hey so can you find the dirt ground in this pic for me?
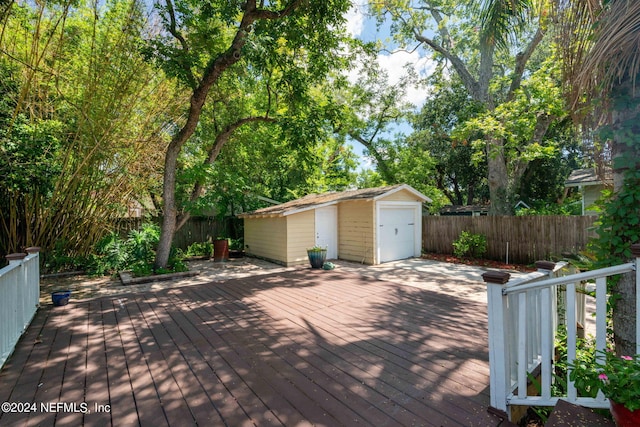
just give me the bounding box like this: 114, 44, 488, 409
421, 252, 536, 272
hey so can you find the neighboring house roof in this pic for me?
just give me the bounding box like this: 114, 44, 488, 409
439, 205, 489, 216
565, 168, 613, 188
238, 184, 431, 218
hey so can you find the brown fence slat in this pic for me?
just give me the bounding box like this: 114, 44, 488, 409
422, 215, 598, 264
115, 216, 231, 249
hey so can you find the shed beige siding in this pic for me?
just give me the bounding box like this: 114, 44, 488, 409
244, 217, 287, 264
583, 185, 604, 216
379, 188, 424, 202
338, 200, 375, 264
286, 210, 315, 265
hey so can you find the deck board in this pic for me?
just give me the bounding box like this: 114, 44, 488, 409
1, 268, 512, 426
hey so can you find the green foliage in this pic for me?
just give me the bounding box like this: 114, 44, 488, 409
42, 240, 89, 274
89, 232, 129, 276
452, 56, 572, 205
185, 241, 213, 257
125, 222, 161, 277
452, 231, 487, 258
229, 238, 244, 251
178, 111, 359, 217
569, 349, 640, 411
553, 328, 597, 396
515, 195, 582, 216
371, 1, 582, 215
88, 223, 184, 277
0, 1, 182, 257
409, 78, 488, 206
0, 114, 63, 194
590, 169, 640, 268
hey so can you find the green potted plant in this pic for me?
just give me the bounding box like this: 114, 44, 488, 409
569, 349, 640, 425
229, 238, 245, 258
306, 245, 327, 269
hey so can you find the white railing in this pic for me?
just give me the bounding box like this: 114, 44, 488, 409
0, 248, 41, 369
484, 246, 640, 419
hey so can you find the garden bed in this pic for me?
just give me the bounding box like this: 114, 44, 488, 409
119, 270, 199, 286
421, 252, 535, 272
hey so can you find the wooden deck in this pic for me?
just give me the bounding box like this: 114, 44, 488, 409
0, 269, 511, 426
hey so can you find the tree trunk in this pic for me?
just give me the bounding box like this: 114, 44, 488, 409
155, 108, 202, 270
486, 138, 511, 215
174, 116, 275, 232
609, 75, 640, 355
154, 1, 302, 269
613, 271, 636, 356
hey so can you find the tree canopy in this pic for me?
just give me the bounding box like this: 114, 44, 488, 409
368, 0, 577, 215
0, 0, 610, 271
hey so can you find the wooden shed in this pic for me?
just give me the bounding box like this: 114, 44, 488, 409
238, 184, 431, 266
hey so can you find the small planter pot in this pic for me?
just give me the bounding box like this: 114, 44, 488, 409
51, 290, 71, 306
228, 249, 244, 259
307, 249, 327, 269
610, 400, 640, 427
213, 239, 229, 262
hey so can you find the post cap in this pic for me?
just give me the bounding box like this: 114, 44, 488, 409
482, 271, 511, 284
631, 243, 640, 258
535, 261, 556, 271
6, 253, 27, 262
25, 247, 41, 254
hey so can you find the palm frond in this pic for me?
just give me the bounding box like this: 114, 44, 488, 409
478, 0, 535, 50
557, 0, 640, 120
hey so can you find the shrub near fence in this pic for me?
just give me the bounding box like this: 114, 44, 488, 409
116, 216, 234, 250
422, 215, 598, 264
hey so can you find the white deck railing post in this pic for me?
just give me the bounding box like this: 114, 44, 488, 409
483, 270, 511, 415
487, 248, 640, 413
1, 249, 40, 369
534, 261, 558, 402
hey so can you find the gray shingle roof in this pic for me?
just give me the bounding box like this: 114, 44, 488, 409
238, 184, 430, 218
565, 168, 613, 187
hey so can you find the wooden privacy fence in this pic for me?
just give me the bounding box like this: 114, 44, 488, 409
116, 216, 238, 250
422, 216, 598, 264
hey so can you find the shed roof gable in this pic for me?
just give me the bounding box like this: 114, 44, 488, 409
238, 184, 430, 218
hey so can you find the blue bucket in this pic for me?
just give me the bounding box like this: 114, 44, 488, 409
51, 290, 71, 306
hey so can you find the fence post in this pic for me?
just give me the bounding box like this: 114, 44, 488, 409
483, 270, 511, 417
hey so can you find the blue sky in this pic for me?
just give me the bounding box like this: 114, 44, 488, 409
343, 4, 436, 170
345, 4, 436, 107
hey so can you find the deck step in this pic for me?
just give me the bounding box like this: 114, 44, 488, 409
545, 400, 615, 427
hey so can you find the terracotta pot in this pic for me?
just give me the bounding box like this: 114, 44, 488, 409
610, 400, 640, 427
213, 239, 229, 262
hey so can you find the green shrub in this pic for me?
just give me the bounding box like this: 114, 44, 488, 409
229, 238, 244, 251
185, 241, 213, 257
452, 231, 487, 258
125, 222, 160, 266
87, 222, 186, 277
89, 232, 129, 276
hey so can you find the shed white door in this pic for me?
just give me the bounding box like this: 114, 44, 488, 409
379, 206, 417, 262
315, 206, 338, 259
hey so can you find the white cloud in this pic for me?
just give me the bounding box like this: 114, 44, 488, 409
342, 6, 436, 107
375, 50, 435, 106
345, 5, 365, 37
